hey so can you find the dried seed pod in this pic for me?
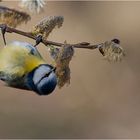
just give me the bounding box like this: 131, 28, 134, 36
0, 6, 31, 28
98, 39, 125, 62
32, 16, 64, 39
19, 0, 46, 13
49, 43, 74, 88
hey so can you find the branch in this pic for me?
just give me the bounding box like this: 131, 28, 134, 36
0, 24, 99, 50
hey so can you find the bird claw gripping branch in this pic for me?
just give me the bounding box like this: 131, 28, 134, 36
0, 24, 7, 45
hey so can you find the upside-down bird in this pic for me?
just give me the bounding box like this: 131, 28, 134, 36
0, 41, 57, 95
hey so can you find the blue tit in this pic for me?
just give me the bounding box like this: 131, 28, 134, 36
0, 41, 57, 95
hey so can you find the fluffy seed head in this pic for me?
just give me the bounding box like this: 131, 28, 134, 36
98, 40, 125, 62
32, 16, 64, 39
19, 0, 46, 13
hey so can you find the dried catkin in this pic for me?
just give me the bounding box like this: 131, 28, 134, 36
0, 6, 31, 28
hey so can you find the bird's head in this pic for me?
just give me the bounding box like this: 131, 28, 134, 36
26, 64, 57, 95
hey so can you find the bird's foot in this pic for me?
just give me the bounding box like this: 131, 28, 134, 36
0, 24, 7, 45
34, 34, 43, 47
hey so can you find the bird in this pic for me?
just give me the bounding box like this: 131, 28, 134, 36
0, 41, 57, 95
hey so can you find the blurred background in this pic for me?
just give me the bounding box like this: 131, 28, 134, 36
0, 1, 140, 139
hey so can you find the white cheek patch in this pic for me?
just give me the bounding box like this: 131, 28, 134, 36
36, 72, 57, 95
33, 65, 51, 85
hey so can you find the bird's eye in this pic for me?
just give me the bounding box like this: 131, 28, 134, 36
45, 72, 50, 77
45, 67, 56, 77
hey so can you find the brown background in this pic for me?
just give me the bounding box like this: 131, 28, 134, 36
0, 1, 140, 139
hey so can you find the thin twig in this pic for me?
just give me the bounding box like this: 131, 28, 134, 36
0, 24, 99, 49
